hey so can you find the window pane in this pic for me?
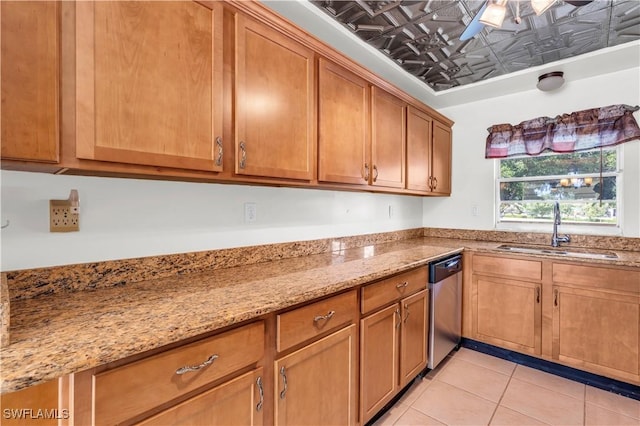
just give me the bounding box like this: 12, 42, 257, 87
500, 177, 616, 202
500, 149, 616, 178
500, 201, 617, 224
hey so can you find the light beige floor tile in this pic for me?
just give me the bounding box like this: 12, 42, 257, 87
586, 386, 640, 420
490, 406, 549, 425
397, 377, 432, 407
424, 353, 455, 380
411, 380, 497, 425
393, 407, 445, 425
453, 347, 517, 376
585, 403, 640, 425
372, 402, 410, 426
500, 378, 584, 425
512, 365, 585, 400
436, 358, 510, 402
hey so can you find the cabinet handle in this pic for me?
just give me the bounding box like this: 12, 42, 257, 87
403, 304, 410, 322
215, 137, 223, 166
396, 281, 409, 289
428, 176, 433, 191
536, 286, 541, 304
373, 165, 379, 182
239, 141, 247, 169
256, 376, 264, 412
554, 288, 559, 307
279, 366, 288, 399
432, 176, 438, 190
395, 308, 401, 329
313, 310, 335, 323
175, 354, 218, 375
363, 163, 370, 181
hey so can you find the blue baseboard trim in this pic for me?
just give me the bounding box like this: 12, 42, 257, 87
461, 338, 640, 401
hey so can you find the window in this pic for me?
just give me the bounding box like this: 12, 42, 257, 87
497, 147, 620, 228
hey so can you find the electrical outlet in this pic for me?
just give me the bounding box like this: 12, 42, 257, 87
50, 200, 79, 232
244, 202, 257, 223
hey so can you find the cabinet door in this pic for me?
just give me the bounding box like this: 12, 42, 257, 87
275, 325, 357, 426
406, 106, 432, 192
360, 304, 399, 423
400, 289, 428, 388
235, 14, 315, 180
76, 1, 224, 172
431, 120, 452, 195
1, 1, 59, 162
318, 58, 370, 185
552, 286, 639, 383
472, 275, 541, 355
0, 379, 60, 426
371, 87, 405, 189
138, 368, 264, 426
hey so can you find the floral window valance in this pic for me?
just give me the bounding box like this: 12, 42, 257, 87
485, 104, 640, 159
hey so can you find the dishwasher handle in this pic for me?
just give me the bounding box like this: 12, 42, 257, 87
429, 254, 462, 283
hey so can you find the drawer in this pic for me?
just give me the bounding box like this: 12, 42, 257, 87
553, 263, 640, 294
94, 321, 264, 425
473, 254, 542, 281
361, 267, 427, 315
277, 290, 357, 352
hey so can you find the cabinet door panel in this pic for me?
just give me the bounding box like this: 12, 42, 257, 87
235, 14, 314, 180
138, 368, 263, 426
76, 1, 223, 171
553, 286, 639, 382
318, 59, 369, 185
406, 107, 431, 192
275, 325, 357, 426
360, 304, 398, 423
400, 289, 428, 388
431, 120, 452, 195
371, 87, 405, 189
1, 1, 59, 162
472, 275, 541, 355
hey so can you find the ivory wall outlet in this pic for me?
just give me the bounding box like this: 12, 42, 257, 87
50, 200, 79, 232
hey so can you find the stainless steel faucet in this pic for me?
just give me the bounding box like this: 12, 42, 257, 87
552, 201, 570, 247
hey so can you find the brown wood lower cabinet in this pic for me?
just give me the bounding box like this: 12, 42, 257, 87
138, 368, 264, 425
360, 285, 428, 424
274, 325, 358, 426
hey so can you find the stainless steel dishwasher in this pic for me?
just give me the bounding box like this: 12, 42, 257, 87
428, 253, 463, 369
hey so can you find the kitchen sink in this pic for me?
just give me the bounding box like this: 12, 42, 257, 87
496, 245, 618, 260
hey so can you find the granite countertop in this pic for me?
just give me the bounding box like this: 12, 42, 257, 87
2, 235, 639, 394
1, 239, 462, 394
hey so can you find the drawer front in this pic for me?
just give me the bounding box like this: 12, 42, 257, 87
94, 321, 264, 425
277, 290, 357, 352
361, 267, 427, 315
473, 254, 542, 281
553, 263, 640, 294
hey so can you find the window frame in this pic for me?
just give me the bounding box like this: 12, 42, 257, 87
494, 146, 624, 236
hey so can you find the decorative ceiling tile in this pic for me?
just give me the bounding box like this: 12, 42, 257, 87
311, 0, 640, 91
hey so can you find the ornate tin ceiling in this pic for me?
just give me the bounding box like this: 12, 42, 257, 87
310, 0, 640, 91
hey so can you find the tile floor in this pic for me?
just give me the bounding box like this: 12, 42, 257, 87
373, 348, 640, 426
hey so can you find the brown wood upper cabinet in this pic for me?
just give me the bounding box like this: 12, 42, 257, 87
75, 1, 224, 172
406, 106, 452, 195
234, 13, 315, 181
1, 1, 60, 163
318, 58, 370, 186
370, 87, 406, 189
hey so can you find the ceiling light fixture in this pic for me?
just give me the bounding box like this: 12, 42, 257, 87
479, 0, 508, 28
537, 71, 565, 91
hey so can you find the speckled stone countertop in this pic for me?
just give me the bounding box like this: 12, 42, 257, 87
2, 231, 639, 394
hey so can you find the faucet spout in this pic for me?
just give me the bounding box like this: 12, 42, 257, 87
551, 201, 570, 247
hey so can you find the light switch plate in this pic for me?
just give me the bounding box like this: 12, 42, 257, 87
50, 200, 79, 232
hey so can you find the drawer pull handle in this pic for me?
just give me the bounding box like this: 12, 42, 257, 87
175, 354, 218, 375
279, 366, 288, 399
215, 136, 223, 166
313, 310, 335, 323
256, 376, 264, 411
396, 281, 409, 289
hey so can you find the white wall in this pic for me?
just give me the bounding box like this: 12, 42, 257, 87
0, 172, 423, 271
424, 67, 640, 238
